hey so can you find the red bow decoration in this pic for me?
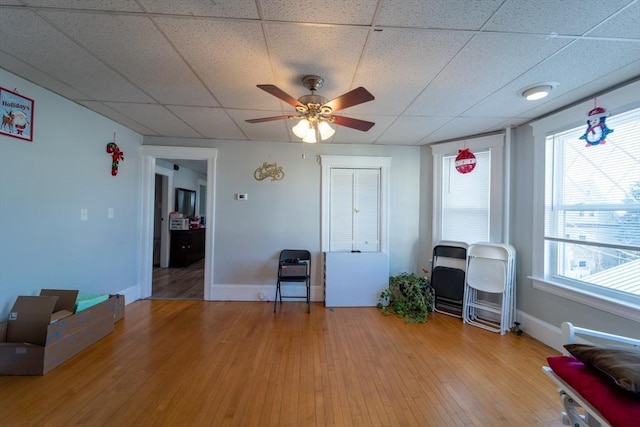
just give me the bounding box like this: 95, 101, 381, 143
106, 142, 124, 176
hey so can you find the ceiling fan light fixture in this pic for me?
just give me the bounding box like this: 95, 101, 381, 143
522, 83, 557, 101
301, 128, 317, 143
317, 120, 335, 140
292, 119, 311, 139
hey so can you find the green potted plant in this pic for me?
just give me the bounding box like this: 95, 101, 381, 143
377, 272, 434, 323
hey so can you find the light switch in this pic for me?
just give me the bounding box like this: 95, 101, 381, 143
108, 208, 114, 219
80, 208, 88, 221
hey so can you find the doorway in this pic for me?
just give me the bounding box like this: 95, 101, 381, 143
151, 161, 206, 299
140, 146, 218, 301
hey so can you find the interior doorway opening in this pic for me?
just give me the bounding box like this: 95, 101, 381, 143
139, 146, 218, 301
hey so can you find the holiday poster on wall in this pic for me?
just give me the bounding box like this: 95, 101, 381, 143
1, 87, 34, 142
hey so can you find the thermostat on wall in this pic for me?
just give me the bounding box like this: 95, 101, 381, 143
236, 193, 248, 200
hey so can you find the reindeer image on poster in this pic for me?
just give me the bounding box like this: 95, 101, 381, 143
1, 110, 29, 136
1, 110, 14, 133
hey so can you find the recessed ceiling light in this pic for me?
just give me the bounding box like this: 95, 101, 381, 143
521, 82, 558, 101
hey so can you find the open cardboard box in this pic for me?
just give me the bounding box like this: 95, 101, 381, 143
0, 290, 125, 375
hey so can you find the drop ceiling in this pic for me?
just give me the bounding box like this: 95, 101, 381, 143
1, 0, 639, 146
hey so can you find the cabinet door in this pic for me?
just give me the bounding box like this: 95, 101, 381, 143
329, 168, 380, 252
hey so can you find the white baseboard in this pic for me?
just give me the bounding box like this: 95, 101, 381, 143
516, 310, 564, 352
117, 284, 142, 306
209, 284, 323, 302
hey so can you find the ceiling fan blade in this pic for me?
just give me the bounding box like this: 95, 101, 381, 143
245, 115, 293, 124
324, 87, 374, 112
332, 115, 375, 132
257, 84, 303, 108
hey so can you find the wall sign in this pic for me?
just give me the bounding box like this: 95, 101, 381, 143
0, 87, 34, 142
254, 161, 284, 181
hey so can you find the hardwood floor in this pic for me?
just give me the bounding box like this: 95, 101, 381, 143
152, 258, 204, 299
0, 300, 566, 426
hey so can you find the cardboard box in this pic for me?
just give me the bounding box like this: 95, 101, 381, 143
0, 291, 124, 376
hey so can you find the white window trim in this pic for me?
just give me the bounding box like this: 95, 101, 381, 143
529, 80, 640, 318
430, 133, 505, 247
320, 155, 391, 254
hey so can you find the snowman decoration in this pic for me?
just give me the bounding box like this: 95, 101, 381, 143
579, 106, 613, 147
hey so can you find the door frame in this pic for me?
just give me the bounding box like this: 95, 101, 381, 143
154, 166, 173, 268
140, 146, 218, 300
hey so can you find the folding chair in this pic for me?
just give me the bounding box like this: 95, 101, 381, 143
274, 249, 311, 313
462, 243, 516, 334
430, 241, 467, 317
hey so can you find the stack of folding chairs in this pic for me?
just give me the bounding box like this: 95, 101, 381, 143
430, 241, 468, 318
462, 243, 516, 335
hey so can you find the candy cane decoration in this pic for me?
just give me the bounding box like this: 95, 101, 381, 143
106, 132, 124, 176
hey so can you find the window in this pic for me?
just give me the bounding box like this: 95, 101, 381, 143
543, 107, 640, 302
441, 150, 491, 243
431, 134, 505, 246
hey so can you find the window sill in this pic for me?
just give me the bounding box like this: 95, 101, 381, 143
529, 276, 640, 322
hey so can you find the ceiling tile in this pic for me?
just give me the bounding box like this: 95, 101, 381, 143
0, 53, 88, 100
261, 0, 377, 25
0, 9, 154, 103
263, 23, 370, 99
227, 109, 294, 142
586, 2, 640, 39
421, 116, 508, 144
167, 106, 246, 140
140, 0, 259, 18
77, 101, 158, 136
155, 18, 272, 109
483, 0, 634, 35
330, 114, 396, 144
22, 0, 143, 11
40, 11, 218, 106
406, 32, 571, 116
103, 103, 201, 137
354, 28, 473, 115
1, 0, 637, 146
376, 115, 453, 145
376, 0, 503, 29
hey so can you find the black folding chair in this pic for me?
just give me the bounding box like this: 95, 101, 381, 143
274, 249, 311, 313
431, 244, 467, 317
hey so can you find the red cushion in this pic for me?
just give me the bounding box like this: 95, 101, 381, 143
547, 356, 640, 427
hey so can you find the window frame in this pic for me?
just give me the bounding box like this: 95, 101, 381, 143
430, 133, 506, 247
529, 80, 640, 320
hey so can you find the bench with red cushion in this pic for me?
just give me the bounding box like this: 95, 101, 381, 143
546, 356, 640, 427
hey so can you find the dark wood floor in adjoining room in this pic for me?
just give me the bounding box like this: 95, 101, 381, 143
152, 258, 204, 299
0, 300, 566, 426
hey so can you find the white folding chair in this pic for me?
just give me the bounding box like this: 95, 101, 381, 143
462, 243, 515, 334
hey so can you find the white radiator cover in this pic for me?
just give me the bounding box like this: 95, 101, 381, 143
324, 252, 389, 307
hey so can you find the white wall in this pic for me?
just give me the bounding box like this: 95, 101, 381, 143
145, 137, 423, 291
0, 70, 143, 320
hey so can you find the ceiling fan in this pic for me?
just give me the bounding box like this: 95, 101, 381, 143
246, 75, 375, 143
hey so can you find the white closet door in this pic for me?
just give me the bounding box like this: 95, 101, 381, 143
353, 169, 380, 252
329, 168, 355, 251
329, 168, 380, 252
